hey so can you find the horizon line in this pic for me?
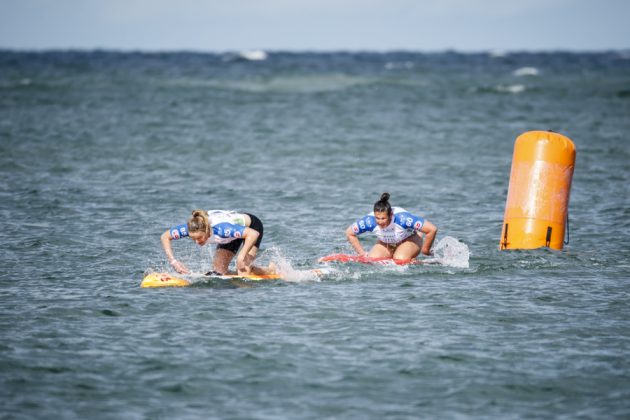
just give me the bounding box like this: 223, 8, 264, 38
1, 46, 629, 55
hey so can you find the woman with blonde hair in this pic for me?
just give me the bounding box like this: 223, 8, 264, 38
160, 209, 272, 275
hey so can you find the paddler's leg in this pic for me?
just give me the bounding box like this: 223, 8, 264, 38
392, 235, 422, 260
368, 241, 395, 258
241, 213, 276, 275
243, 246, 277, 275
213, 247, 236, 274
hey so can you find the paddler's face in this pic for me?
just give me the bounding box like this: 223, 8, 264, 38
374, 211, 391, 228
190, 231, 210, 246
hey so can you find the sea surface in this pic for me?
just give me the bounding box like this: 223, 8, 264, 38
1, 50, 629, 419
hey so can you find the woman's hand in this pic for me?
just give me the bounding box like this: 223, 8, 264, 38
236, 228, 258, 275
161, 229, 190, 274
170, 258, 190, 274
420, 221, 438, 256
346, 226, 366, 256
236, 255, 251, 275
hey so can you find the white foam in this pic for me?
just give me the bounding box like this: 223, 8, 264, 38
432, 236, 470, 268
489, 50, 508, 58
513, 67, 540, 77
239, 50, 268, 61
497, 84, 526, 94
385, 61, 414, 70
264, 249, 323, 283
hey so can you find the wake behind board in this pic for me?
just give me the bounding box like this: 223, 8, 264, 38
318, 253, 439, 266
141, 269, 329, 288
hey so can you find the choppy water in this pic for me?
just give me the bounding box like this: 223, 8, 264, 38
1, 50, 629, 419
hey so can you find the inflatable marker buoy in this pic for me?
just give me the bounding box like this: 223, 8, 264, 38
500, 130, 575, 250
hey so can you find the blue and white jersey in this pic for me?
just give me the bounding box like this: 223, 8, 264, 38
169, 210, 247, 244
350, 207, 425, 244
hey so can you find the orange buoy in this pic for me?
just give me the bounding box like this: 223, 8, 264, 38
500, 130, 576, 250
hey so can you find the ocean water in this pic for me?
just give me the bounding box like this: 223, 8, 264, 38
1, 50, 629, 419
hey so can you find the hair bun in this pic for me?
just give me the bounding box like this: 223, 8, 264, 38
380, 192, 390, 203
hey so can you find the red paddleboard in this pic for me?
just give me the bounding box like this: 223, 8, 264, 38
318, 253, 422, 266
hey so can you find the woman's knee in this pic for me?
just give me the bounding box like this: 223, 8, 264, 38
393, 237, 422, 259
368, 243, 393, 258
213, 249, 235, 273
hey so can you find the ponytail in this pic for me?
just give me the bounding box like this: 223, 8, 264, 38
188, 209, 210, 233
373, 192, 392, 214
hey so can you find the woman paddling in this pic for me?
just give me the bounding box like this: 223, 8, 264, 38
345, 193, 438, 259
161, 210, 274, 275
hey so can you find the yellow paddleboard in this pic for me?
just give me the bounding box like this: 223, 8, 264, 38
141, 272, 192, 288
141, 269, 333, 288
141, 272, 283, 288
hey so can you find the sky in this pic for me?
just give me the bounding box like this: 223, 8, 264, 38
1, 0, 629, 52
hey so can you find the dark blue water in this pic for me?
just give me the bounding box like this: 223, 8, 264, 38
1, 50, 629, 418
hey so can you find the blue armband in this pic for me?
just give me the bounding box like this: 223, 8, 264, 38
394, 212, 424, 231
351, 215, 377, 235
213, 222, 246, 239
169, 224, 189, 240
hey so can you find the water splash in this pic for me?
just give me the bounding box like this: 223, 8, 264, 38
432, 236, 470, 268
263, 248, 324, 283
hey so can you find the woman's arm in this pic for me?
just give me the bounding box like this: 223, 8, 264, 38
236, 228, 260, 274
346, 226, 367, 256
160, 230, 190, 274
419, 221, 438, 256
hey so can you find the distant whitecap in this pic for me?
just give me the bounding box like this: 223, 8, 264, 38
497, 84, 526, 94
203, 74, 372, 94
489, 50, 508, 58
384, 61, 414, 70
513, 67, 540, 77
239, 50, 268, 61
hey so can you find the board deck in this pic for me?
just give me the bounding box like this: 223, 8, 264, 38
141, 270, 329, 288
318, 253, 423, 266
141, 272, 283, 288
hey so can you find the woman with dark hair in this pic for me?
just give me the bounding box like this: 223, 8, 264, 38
160, 209, 274, 275
345, 193, 438, 259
